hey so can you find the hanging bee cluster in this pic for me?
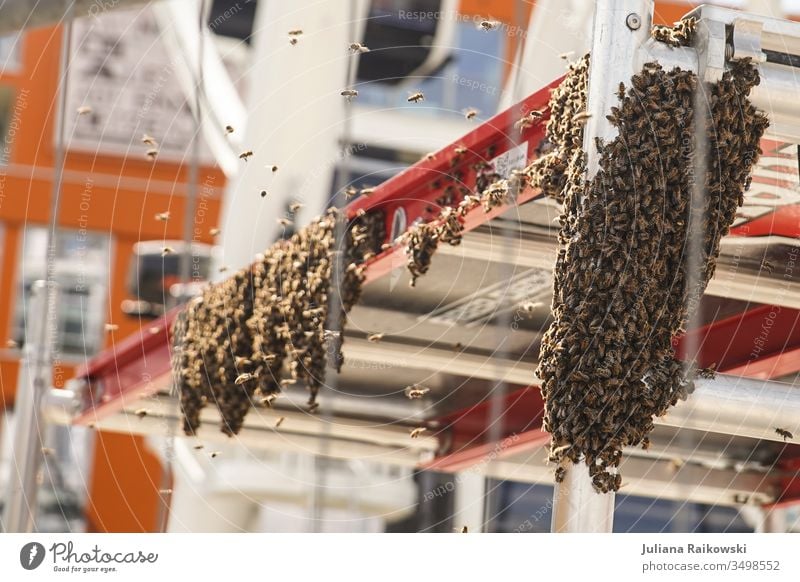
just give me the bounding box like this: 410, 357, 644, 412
173, 208, 384, 436
531, 46, 768, 491
651, 17, 696, 48
528, 55, 590, 203
403, 174, 526, 285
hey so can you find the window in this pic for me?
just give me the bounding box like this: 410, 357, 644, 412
12, 228, 110, 359
0, 34, 22, 74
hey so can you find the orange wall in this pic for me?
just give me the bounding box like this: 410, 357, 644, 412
0, 25, 224, 532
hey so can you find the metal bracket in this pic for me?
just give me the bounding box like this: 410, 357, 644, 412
732, 19, 766, 63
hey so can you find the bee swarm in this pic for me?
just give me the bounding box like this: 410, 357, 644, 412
530, 46, 768, 490
172, 208, 384, 436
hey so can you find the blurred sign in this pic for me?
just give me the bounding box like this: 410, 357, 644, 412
64, 8, 213, 164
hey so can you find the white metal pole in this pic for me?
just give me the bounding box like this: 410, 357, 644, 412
551, 0, 654, 534
2, 281, 58, 532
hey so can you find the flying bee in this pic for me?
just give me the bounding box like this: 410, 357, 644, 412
410, 427, 427, 438
341, 89, 359, 101
155, 211, 170, 222
288, 29, 303, 36
407, 91, 425, 103
104, 323, 119, 332
225, 125, 234, 134
235, 372, 255, 385
275, 416, 285, 428
454, 146, 467, 155
210, 451, 221, 458
239, 150, 254, 161
277, 217, 293, 227
404, 385, 430, 399
519, 301, 542, 314
270, 165, 279, 173
134, 408, 149, 419
162, 246, 174, 256
461, 526, 468, 533
349, 42, 369, 53
360, 186, 376, 197
344, 186, 358, 200
146, 148, 159, 160
761, 259, 774, 275
289, 38, 298, 45
260, 190, 268, 198
142, 134, 157, 146
463, 108, 479, 120
367, 332, 384, 343
210, 227, 221, 236
478, 19, 499, 31
422, 152, 435, 162
559, 51, 575, 61
776, 428, 793, 441
76, 105, 92, 115
280, 378, 295, 387
193, 444, 204, 450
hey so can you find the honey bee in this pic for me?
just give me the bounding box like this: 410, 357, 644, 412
367, 332, 384, 343
461, 526, 468, 533
260, 190, 268, 198
323, 329, 341, 341
344, 186, 358, 199
559, 51, 575, 60
270, 165, 279, 173
360, 186, 376, 197
519, 301, 541, 314
209, 227, 221, 236
155, 211, 170, 222
341, 89, 359, 101
76, 105, 92, 115
277, 217, 293, 227
761, 259, 774, 275
463, 108, 479, 120
134, 408, 149, 419
776, 428, 793, 441
275, 416, 285, 428
161, 246, 174, 256
288, 29, 303, 36
193, 444, 204, 450
404, 385, 430, 399
289, 38, 298, 46
289, 202, 304, 212
239, 150, 254, 161
410, 427, 427, 438
210, 451, 221, 458
225, 125, 234, 134
422, 152, 435, 162
104, 323, 119, 332
407, 91, 425, 103
146, 148, 159, 160
478, 20, 499, 31
349, 42, 369, 53
142, 134, 157, 146
235, 372, 255, 385
218, 265, 228, 273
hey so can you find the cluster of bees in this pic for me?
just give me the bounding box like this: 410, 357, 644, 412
531, 31, 768, 491
651, 17, 696, 48
403, 175, 525, 286
172, 207, 384, 436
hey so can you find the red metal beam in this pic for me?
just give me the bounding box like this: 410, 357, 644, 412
72, 80, 559, 421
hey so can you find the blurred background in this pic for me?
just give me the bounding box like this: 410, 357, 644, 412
0, 0, 799, 533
